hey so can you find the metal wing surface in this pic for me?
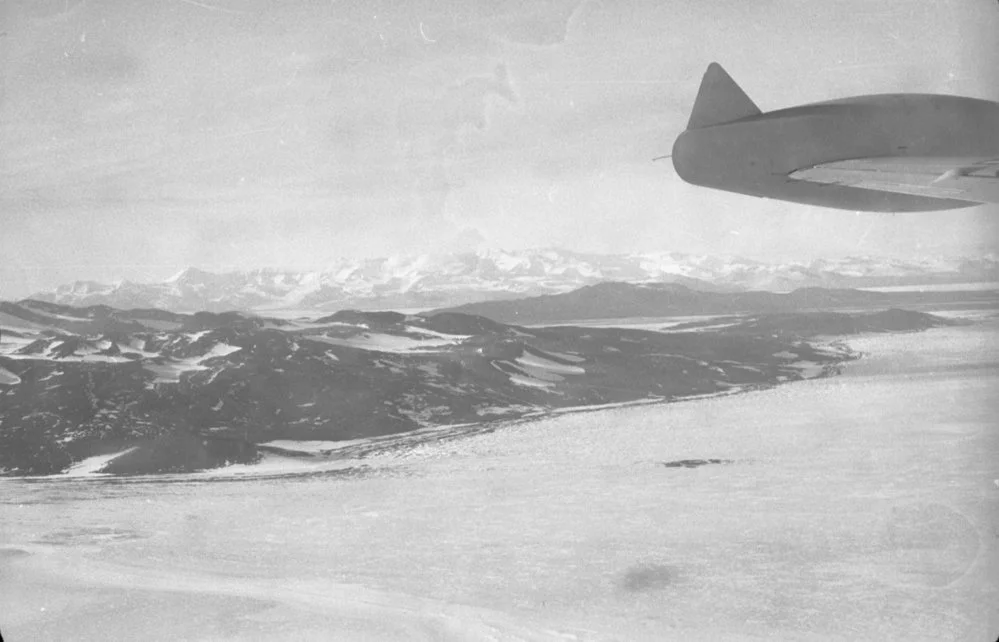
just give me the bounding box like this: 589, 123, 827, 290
789, 157, 999, 205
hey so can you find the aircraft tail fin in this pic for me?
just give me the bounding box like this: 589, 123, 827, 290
686, 63, 761, 130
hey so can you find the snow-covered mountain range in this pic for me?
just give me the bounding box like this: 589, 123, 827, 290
29, 249, 999, 313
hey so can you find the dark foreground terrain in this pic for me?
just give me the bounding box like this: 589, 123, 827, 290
2, 317, 995, 641
0, 298, 956, 475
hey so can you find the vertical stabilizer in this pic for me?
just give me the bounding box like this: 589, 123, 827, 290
686, 63, 761, 130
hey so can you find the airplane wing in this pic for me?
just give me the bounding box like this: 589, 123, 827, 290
789, 157, 999, 205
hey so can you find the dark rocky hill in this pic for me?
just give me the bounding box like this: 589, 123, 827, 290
0, 299, 955, 476
430, 282, 996, 324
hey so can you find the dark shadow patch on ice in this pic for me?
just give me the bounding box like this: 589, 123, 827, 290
0, 547, 30, 561
660, 458, 734, 469
621, 564, 677, 592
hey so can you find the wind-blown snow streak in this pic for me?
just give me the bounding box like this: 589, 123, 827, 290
0, 366, 20, 385
304, 332, 467, 353
515, 351, 585, 375
143, 343, 242, 383
62, 448, 138, 477
11, 548, 578, 641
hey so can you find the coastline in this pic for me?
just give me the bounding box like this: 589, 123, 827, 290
1, 318, 996, 640
9, 334, 856, 483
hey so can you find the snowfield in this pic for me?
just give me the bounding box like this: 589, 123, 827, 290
62, 448, 139, 477
1, 318, 997, 640
258, 440, 355, 454
515, 350, 586, 376
303, 331, 468, 353
142, 342, 243, 383
0, 366, 21, 385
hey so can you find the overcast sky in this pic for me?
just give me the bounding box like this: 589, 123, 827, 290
2, 0, 997, 297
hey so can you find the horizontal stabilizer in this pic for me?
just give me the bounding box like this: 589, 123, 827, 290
686, 63, 761, 130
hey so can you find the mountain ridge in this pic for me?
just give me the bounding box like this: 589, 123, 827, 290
27, 249, 999, 313
428, 281, 998, 324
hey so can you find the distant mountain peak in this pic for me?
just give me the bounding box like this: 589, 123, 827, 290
166, 267, 215, 283
26, 249, 998, 314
